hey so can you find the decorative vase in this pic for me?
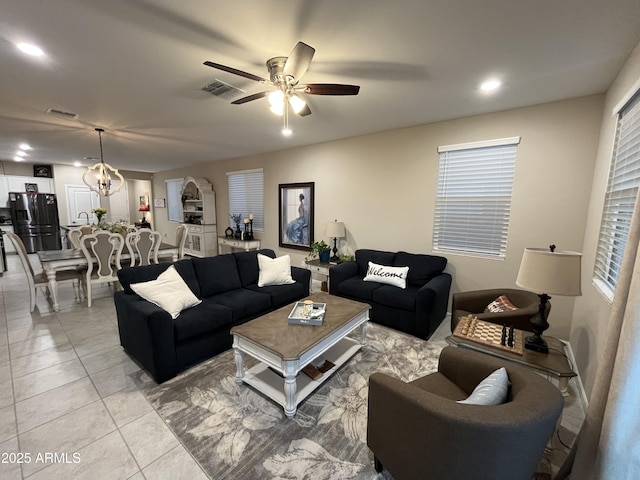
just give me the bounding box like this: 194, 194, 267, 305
234, 225, 242, 239
319, 249, 330, 263
225, 226, 234, 237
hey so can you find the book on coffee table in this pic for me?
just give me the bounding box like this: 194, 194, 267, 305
288, 302, 326, 326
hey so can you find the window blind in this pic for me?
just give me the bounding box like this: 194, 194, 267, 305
165, 178, 184, 223
433, 138, 519, 258
594, 91, 640, 299
227, 169, 264, 231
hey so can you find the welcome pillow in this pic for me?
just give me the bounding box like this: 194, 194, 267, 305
457, 367, 509, 405
363, 261, 409, 289
130, 265, 201, 319
257, 253, 295, 287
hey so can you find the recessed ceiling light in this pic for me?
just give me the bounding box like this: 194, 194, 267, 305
19, 143, 32, 150
480, 78, 502, 94
14, 157, 24, 162
73, 161, 82, 167
16, 151, 27, 157
16, 42, 45, 57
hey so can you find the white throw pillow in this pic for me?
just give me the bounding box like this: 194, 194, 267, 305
257, 253, 295, 287
130, 265, 201, 319
363, 261, 409, 289
457, 367, 509, 405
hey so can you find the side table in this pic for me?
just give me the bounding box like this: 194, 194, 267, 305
304, 259, 334, 292
446, 333, 577, 396
218, 236, 261, 253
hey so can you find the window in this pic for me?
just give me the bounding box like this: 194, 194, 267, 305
433, 137, 520, 258
227, 168, 264, 230
165, 178, 184, 223
594, 91, 640, 300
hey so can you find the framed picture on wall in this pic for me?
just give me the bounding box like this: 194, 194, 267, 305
154, 198, 166, 208
279, 182, 314, 250
33, 165, 53, 178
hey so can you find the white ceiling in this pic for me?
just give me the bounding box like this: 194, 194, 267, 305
1, 0, 640, 173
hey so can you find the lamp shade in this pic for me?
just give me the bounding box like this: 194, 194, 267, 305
516, 248, 582, 296
139, 205, 150, 212
326, 221, 345, 238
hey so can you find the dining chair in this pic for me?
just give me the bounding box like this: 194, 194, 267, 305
158, 224, 187, 263
79, 231, 124, 307
6, 231, 80, 312
67, 228, 84, 249
124, 228, 161, 267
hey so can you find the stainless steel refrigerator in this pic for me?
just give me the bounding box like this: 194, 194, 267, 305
9, 192, 62, 254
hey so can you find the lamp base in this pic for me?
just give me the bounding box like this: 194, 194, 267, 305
524, 333, 549, 354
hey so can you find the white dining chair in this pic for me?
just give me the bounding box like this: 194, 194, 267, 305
67, 228, 84, 249
79, 231, 124, 307
6, 231, 80, 311
158, 224, 187, 263
124, 228, 161, 267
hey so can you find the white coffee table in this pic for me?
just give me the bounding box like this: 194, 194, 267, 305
230, 292, 370, 418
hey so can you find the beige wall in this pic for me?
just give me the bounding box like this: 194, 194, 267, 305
571, 40, 640, 398
152, 95, 603, 341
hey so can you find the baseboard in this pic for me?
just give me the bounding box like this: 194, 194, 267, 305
560, 339, 589, 410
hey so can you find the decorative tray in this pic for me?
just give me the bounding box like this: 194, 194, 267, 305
288, 302, 326, 326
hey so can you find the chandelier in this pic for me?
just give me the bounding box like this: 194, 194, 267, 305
82, 128, 125, 196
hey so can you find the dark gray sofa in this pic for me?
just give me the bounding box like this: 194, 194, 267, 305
329, 249, 451, 339
115, 249, 311, 383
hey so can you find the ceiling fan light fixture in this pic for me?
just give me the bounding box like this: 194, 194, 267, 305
289, 94, 306, 114
268, 90, 285, 115
82, 128, 125, 197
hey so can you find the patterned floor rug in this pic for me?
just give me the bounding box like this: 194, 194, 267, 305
142, 323, 448, 479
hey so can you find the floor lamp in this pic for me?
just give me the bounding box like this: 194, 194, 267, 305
326, 220, 345, 262
515, 245, 582, 353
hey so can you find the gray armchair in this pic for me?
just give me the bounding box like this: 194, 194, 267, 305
451, 288, 550, 333
367, 346, 564, 480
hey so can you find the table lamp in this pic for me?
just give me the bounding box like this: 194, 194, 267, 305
139, 204, 150, 224
326, 219, 345, 262
515, 245, 582, 353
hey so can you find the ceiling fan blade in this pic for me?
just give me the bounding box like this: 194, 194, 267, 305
296, 104, 312, 117
301, 83, 360, 95
203, 61, 268, 83
283, 42, 315, 83
231, 91, 269, 104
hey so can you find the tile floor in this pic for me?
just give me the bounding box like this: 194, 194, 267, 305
0, 253, 585, 479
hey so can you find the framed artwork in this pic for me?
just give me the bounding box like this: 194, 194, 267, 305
25, 183, 38, 193
33, 164, 53, 178
279, 182, 314, 250
139, 195, 149, 207
154, 198, 166, 208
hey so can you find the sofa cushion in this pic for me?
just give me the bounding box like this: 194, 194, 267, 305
130, 265, 201, 319
173, 299, 234, 342
234, 249, 276, 287
355, 249, 397, 277
257, 253, 295, 287
394, 251, 447, 286
246, 281, 307, 308
208, 288, 271, 321
118, 259, 201, 297
337, 276, 383, 301
372, 285, 420, 311
192, 255, 241, 297
364, 261, 409, 289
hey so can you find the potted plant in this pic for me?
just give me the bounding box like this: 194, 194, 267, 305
307, 240, 331, 263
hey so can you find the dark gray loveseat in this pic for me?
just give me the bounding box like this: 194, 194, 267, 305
329, 249, 451, 339
115, 249, 310, 383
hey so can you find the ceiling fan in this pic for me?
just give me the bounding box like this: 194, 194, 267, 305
204, 42, 360, 135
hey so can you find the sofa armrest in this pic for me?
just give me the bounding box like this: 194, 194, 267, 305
329, 261, 358, 295
414, 273, 452, 336
291, 266, 311, 296
115, 291, 178, 383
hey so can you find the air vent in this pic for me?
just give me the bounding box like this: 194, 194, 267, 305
201, 79, 245, 100
46, 108, 78, 120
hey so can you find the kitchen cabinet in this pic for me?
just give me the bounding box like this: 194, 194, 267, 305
1, 226, 15, 254
0, 177, 9, 207
6, 176, 54, 194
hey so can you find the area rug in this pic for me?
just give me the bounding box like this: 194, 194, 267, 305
141, 323, 447, 479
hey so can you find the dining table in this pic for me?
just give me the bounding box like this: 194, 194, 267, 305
37, 242, 179, 312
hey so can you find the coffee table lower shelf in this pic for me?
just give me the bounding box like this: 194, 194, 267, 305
237, 336, 363, 418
